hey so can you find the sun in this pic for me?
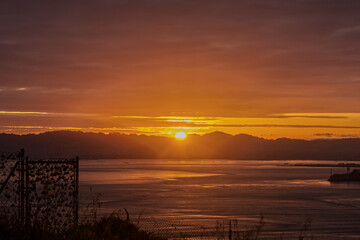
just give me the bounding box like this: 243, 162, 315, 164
175, 131, 187, 140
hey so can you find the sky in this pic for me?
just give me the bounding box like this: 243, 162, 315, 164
1, 0, 360, 139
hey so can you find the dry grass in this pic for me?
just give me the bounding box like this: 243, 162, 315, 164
0, 211, 166, 240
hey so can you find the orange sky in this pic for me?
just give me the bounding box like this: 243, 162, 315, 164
1, 1, 360, 139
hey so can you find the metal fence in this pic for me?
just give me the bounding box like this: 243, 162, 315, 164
0, 150, 23, 219
0, 149, 79, 230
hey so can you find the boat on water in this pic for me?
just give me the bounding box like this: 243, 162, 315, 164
328, 169, 360, 182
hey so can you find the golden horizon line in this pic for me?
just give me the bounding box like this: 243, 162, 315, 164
0, 126, 359, 139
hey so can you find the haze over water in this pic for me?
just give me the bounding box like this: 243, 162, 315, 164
80, 159, 360, 239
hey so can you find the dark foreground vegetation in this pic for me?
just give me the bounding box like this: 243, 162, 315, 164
0, 212, 165, 240
0, 212, 315, 240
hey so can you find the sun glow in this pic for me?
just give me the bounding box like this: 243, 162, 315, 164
175, 131, 187, 140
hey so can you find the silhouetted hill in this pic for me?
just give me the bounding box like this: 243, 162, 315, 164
0, 131, 360, 160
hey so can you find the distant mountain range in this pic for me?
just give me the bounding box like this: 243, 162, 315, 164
1, 131, 360, 160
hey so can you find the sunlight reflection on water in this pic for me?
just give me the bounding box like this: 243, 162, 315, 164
81, 170, 222, 184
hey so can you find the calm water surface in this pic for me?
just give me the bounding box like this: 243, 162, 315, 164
79, 159, 360, 239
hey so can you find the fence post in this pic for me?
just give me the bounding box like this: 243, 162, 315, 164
25, 156, 30, 230
20, 149, 25, 224
74, 156, 79, 226
229, 219, 232, 240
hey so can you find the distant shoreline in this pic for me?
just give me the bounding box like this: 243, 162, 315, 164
2, 131, 360, 160
285, 162, 360, 168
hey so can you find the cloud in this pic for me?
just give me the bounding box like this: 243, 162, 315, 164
314, 133, 335, 137
332, 26, 360, 37
0, 0, 360, 136
270, 114, 348, 119
0, 125, 145, 135
314, 133, 360, 138
0, 110, 95, 117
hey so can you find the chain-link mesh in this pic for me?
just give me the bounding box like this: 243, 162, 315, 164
1, 151, 78, 231
0, 151, 21, 219
26, 158, 78, 230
